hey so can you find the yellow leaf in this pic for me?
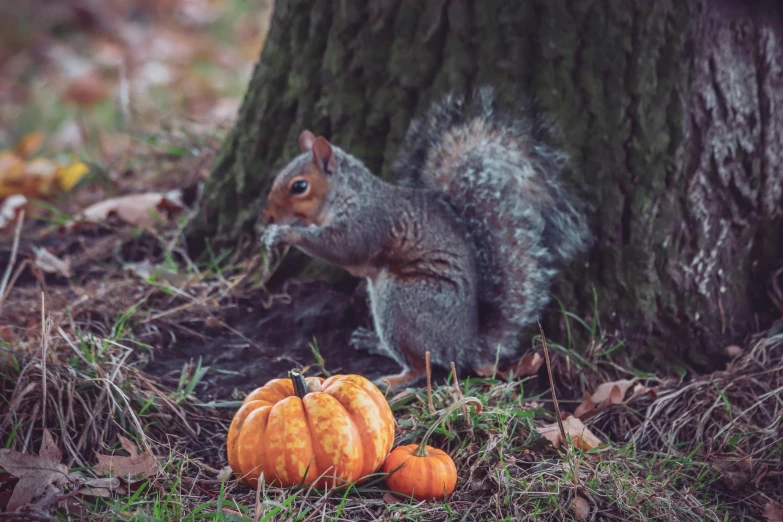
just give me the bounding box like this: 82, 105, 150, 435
56, 161, 90, 191
14, 132, 45, 158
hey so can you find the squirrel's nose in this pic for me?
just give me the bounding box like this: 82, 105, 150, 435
263, 208, 274, 224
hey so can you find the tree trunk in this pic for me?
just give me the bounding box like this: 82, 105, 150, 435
189, 0, 783, 369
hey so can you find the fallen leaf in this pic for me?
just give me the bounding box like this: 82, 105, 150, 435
38, 430, 62, 462
504, 352, 543, 379
0, 194, 27, 231
574, 379, 656, 421
67, 190, 184, 230
591, 380, 635, 403
764, 500, 783, 522
383, 492, 401, 504
33, 247, 72, 277
536, 415, 604, 451
83, 477, 121, 489
0, 429, 70, 512
0, 151, 27, 198
725, 345, 744, 358
56, 161, 90, 191
573, 392, 596, 419
75, 477, 121, 498
473, 352, 543, 379
216, 466, 233, 482
94, 436, 157, 479
572, 495, 590, 520
0, 155, 62, 198
123, 260, 155, 280
14, 132, 44, 158
76, 486, 112, 498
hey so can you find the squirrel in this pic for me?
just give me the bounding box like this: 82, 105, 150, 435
261, 87, 591, 389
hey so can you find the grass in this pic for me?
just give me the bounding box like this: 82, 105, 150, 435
1, 242, 781, 521
1, 22, 781, 515
0, 152, 780, 519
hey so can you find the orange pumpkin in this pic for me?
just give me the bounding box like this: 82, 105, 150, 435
227, 370, 395, 489
383, 397, 481, 501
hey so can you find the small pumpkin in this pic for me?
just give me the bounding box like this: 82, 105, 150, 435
227, 369, 395, 489
383, 397, 481, 501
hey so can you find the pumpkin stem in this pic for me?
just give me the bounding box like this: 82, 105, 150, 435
414, 397, 482, 457
289, 369, 309, 399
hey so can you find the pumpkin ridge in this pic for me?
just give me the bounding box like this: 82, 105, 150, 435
303, 392, 363, 487
267, 396, 320, 486
227, 399, 272, 479
325, 380, 386, 478
236, 405, 272, 485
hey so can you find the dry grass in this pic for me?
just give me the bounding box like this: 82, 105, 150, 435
1, 255, 781, 521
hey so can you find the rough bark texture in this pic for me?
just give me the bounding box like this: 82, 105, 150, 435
190, 0, 783, 369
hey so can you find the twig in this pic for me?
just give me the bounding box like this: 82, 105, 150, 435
253, 472, 264, 522
0, 511, 59, 521
0, 209, 25, 312
450, 361, 471, 431
425, 351, 434, 413
538, 320, 580, 491
41, 291, 47, 429
538, 321, 566, 446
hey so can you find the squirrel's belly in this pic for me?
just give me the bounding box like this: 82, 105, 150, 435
365, 272, 408, 370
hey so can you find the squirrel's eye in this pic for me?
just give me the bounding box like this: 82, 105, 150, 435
290, 180, 308, 195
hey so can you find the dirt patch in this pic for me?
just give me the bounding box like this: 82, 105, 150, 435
144, 279, 402, 401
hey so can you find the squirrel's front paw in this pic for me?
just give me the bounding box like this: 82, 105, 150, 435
261, 224, 292, 252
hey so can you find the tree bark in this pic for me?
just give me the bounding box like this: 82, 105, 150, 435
189, 0, 783, 369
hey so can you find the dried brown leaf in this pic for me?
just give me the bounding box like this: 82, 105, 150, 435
537, 415, 604, 451
383, 492, 401, 504
508, 352, 543, 378
574, 379, 656, 421
94, 436, 157, 479
76, 486, 113, 498
216, 466, 233, 482
0, 429, 70, 512
591, 379, 635, 403
572, 496, 590, 520
67, 190, 184, 230
573, 392, 595, 419
764, 500, 783, 522
33, 247, 72, 277
725, 345, 744, 358
76, 478, 121, 498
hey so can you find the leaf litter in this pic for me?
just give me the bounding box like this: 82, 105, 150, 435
0, 3, 780, 520
93, 436, 158, 480
0, 429, 70, 512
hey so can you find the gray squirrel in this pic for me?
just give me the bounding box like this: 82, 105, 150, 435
261, 87, 591, 389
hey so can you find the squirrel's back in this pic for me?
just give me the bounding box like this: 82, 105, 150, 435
393, 87, 591, 361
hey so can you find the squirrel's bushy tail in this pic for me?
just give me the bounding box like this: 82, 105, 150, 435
393, 87, 591, 362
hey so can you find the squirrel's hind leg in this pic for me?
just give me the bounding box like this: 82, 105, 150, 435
374, 368, 427, 390
351, 327, 427, 390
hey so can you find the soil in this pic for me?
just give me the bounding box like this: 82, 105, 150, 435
144, 279, 403, 401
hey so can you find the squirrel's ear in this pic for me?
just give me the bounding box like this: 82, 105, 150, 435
312, 137, 336, 175
299, 130, 316, 152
